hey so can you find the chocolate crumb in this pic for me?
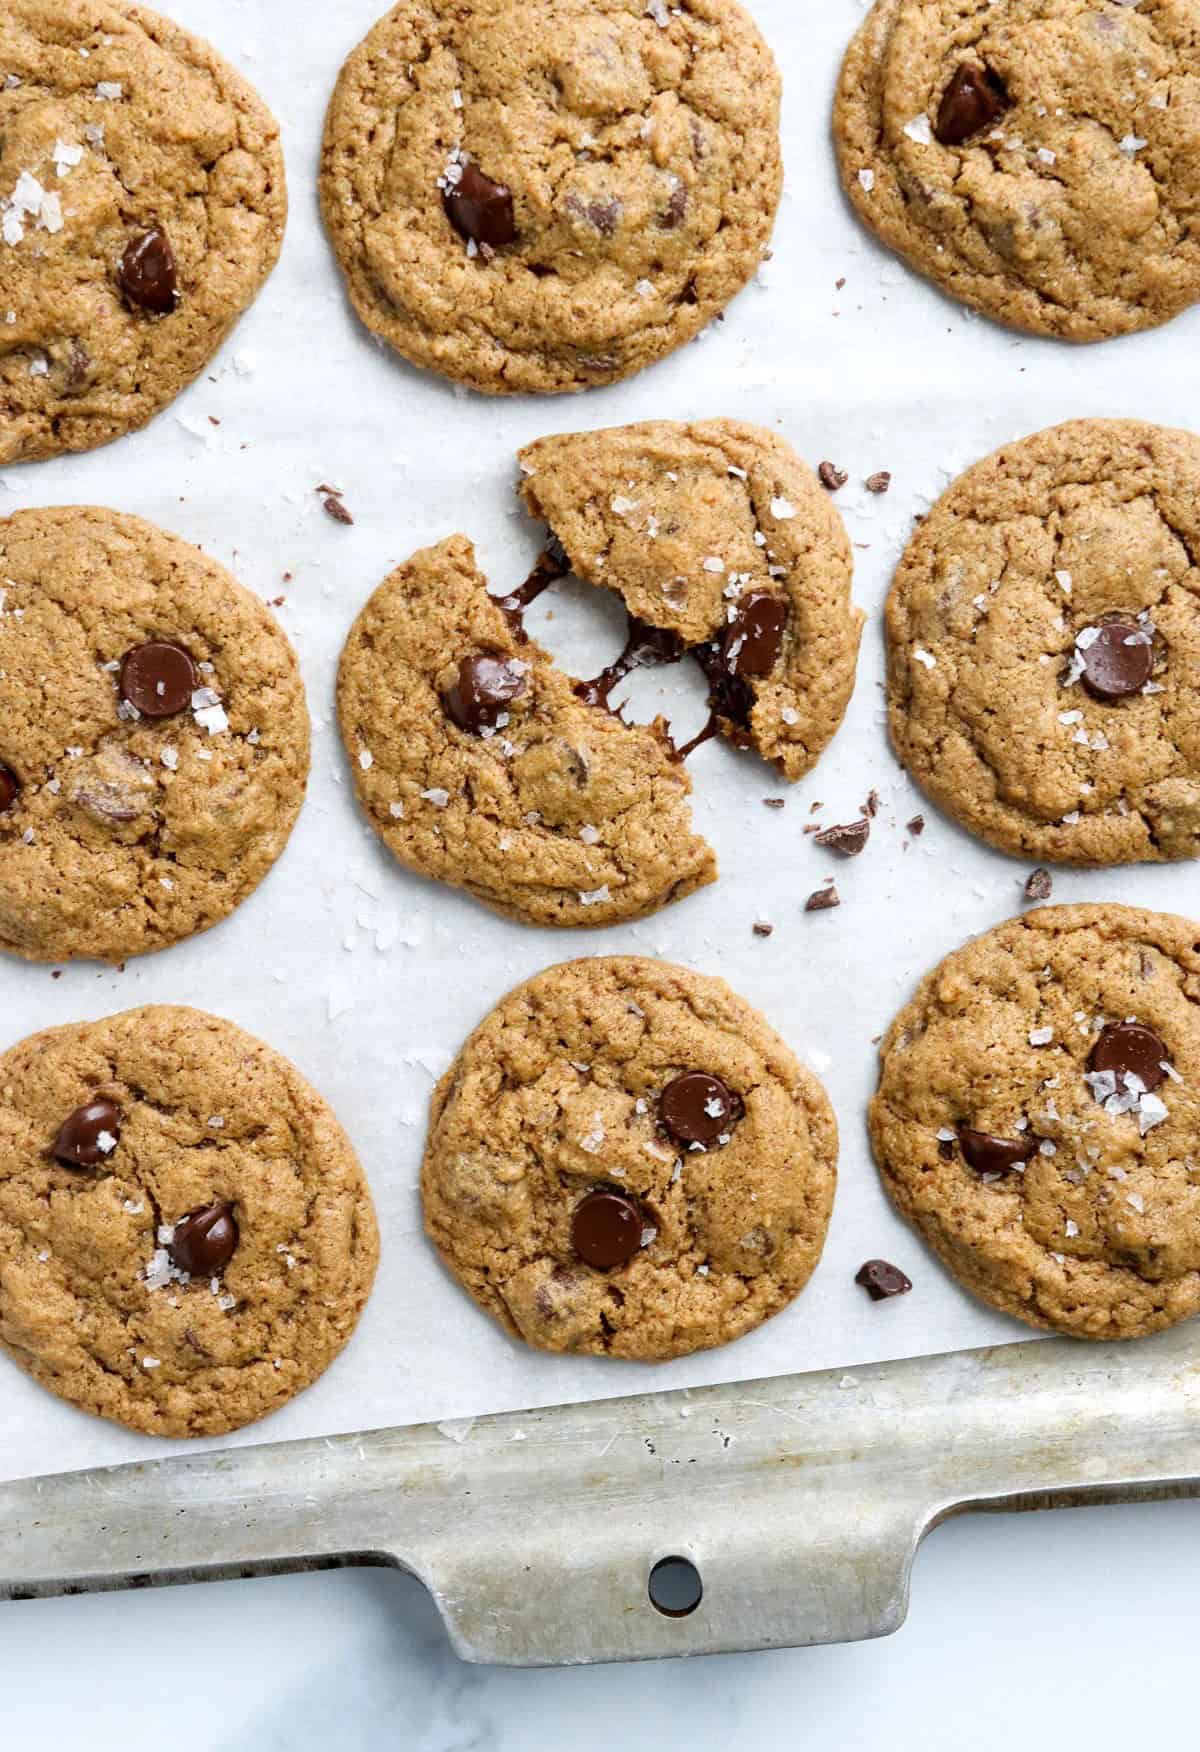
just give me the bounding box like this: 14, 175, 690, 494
856, 1259, 912, 1301
805, 884, 841, 913
814, 817, 870, 857
907, 814, 925, 836
1024, 867, 1053, 902
753, 921, 774, 938
809, 801, 823, 814
863, 789, 881, 818
762, 797, 786, 811
207, 415, 220, 427
866, 471, 892, 495
818, 460, 848, 492
835, 276, 846, 290
322, 494, 354, 525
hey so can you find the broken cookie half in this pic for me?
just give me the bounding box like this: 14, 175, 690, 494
337, 534, 716, 928
518, 419, 864, 781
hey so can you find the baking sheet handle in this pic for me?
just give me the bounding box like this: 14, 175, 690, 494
3, 1324, 1199, 1666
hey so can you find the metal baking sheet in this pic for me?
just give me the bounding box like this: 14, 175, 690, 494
3, 0, 1200, 1493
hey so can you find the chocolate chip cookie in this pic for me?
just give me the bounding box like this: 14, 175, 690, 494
319, 0, 781, 393
0, 0, 287, 463
519, 419, 864, 781
834, 0, 1200, 340
872, 904, 1200, 1339
422, 957, 838, 1360
336, 534, 716, 928
887, 419, 1200, 865
0, 506, 310, 963
0, 1005, 379, 1437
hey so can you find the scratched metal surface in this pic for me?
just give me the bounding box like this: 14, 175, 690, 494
3, 1326, 1199, 1665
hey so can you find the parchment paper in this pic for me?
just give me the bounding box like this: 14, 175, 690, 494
3, 0, 1197, 1487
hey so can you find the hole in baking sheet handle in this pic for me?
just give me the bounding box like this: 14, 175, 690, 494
648, 1555, 703, 1618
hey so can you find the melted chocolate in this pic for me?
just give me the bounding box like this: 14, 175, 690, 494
678, 593, 789, 759
575, 615, 686, 711
496, 546, 570, 637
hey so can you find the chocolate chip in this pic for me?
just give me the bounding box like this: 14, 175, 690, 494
118, 227, 178, 314
52, 1097, 121, 1169
866, 472, 892, 494
0, 762, 19, 813
66, 338, 93, 392
934, 63, 1011, 146
1089, 1022, 1167, 1093
856, 1259, 912, 1300
818, 461, 848, 492
443, 653, 528, 734
659, 181, 689, 229
444, 161, 516, 248
120, 641, 196, 718
571, 1188, 644, 1269
805, 884, 840, 912
1078, 621, 1154, 702
906, 814, 925, 836
660, 1071, 742, 1147
168, 1202, 239, 1276
814, 817, 870, 857
958, 1127, 1037, 1174
1024, 867, 1053, 902
564, 193, 622, 236
722, 592, 788, 677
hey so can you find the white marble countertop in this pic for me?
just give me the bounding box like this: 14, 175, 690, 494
3, 1495, 1195, 1747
